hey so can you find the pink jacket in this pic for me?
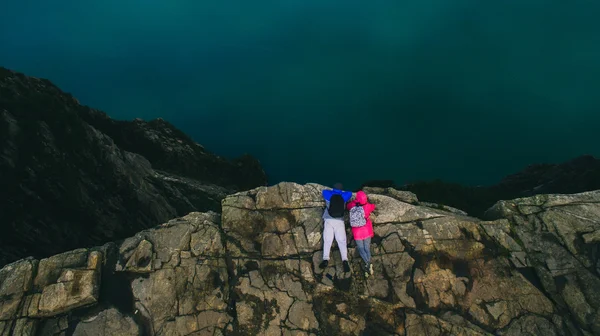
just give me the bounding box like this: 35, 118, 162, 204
347, 191, 376, 241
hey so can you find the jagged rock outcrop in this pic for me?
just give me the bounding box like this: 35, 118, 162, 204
361, 187, 419, 205
361, 187, 468, 216
0, 67, 267, 267
496, 155, 600, 196
484, 192, 600, 334
1, 182, 599, 335
78, 110, 267, 191
390, 155, 600, 218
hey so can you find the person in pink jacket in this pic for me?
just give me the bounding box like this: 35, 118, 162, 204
347, 190, 376, 276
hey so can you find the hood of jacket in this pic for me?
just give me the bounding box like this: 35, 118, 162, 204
356, 191, 368, 205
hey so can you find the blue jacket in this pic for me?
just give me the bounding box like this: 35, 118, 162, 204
322, 188, 353, 220
322, 189, 352, 202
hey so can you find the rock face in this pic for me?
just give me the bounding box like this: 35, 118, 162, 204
79, 110, 267, 191
0, 67, 267, 268
395, 155, 600, 218
1, 182, 599, 335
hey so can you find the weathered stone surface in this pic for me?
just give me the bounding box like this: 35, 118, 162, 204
1, 183, 600, 334
36, 269, 99, 317
72, 308, 139, 335
362, 187, 419, 204
414, 261, 468, 310
123, 239, 154, 273
498, 315, 562, 336
118, 212, 232, 334
33, 249, 89, 290
0, 259, 36, 321
465, 259, 554, 329
34, 250, 102, 318
405, 312, 490, 335
8, 318, 37, 336
35, 316, 69, 336
486, 190, 600, 334
420, 201, 469, 216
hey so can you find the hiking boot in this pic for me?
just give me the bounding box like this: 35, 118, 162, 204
369, 263, 374, 275
364, 271, 370, 278
343, 260, 350, 273
319, 260, 329, 269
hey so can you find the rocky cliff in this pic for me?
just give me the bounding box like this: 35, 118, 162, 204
78, 110, 266, 191
1, 182, 599, 335
0, 67, 267, 268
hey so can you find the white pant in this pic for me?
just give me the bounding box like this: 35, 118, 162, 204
322, 218, 348, 261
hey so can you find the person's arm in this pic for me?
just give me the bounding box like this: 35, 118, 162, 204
322, 189, 333, 201
341, 191, 353, 202
346, 200, 357, 210
364, 203, 376, 217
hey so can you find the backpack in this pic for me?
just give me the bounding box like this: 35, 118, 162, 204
349, 204, 367, 228
327, 194, 346, 218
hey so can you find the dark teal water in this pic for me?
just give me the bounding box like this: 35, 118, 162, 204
1, 1, 599, 189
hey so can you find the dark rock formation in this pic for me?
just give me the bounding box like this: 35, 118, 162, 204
0, 67, 267, 268
1, 182, 599, 335
78, 110, 267, 191
367, 155, 600, 218
496, 155, 600, 195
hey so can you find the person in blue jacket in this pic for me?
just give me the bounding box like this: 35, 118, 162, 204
320, 183, 353, 272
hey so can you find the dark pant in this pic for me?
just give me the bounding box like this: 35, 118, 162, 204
355, 237, 371, 266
